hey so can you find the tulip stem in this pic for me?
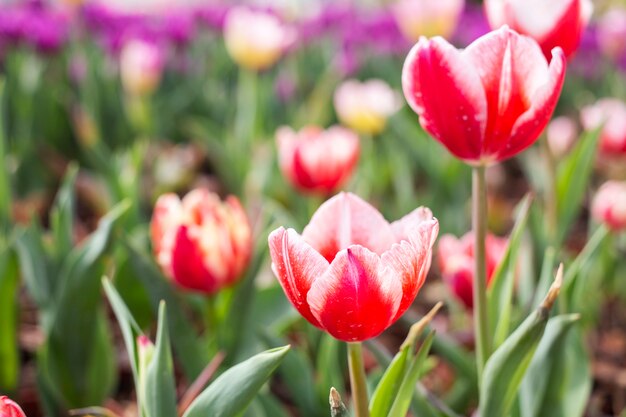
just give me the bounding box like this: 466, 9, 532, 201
472, 165, 490, 384
540, 135, 558, 246
234, 68, 258, 190
347, 342, 370, 417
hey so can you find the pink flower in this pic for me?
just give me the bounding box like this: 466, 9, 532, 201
268, 192, 439, 342
438, 232, 508, 309
0, 396, 26, 417
547, 116, 577, 157
333, 79, 402, 135
276, 125, 360, 195
597, 8, 626, 62
119, 38, 165, 97
150, 189, 252, 295
402, 26, 566, 165
224, 7, 295, 71
484, 0, 593, 59
392, 0, 465, 41
592, 181, 626, 232
581, 98, 626, 157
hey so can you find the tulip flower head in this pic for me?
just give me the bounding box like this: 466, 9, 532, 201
150, 189, 252, 295
224, 7, 295, 71
269, 192, 439, 342
484, 0, 593, 59
547, 116, 577, 157
438, 232, 508, 309
581, 98, 626, 157
597, 8, 626, 62
333, 79, 402, 135
119, 38, 165, 97
392, 0, 465, 41
402, 26, 566, 166
276, 125, 360, 195
0, 396, 26, 417
592, 181, 626, 232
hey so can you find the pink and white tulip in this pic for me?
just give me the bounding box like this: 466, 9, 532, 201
119, 38, 165, 97
333, 79, 402, 135
581, 98, 626, 157
268, 192, 438, 341
276, 125, 360, 195
224, 7, 295, 71
592, 181, 626, 232
547, 116, 577, 157
596, 8, 626, 61
392, 0, 465, 41
0, 396, 26, 417
150, 189, 252, 295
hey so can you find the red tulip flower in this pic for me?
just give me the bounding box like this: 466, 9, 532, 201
0, 396, 26, 417
592, 181, 626, 232
484, 0, 593, 59
276, 125, 360, 195
151, 189, 252, 295
438, 232, 508, 309
268, 192, 439, 342
402, 26, 566, 165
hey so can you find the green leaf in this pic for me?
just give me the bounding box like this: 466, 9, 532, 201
488, 194, 532, 347
183, 345, 290, 417
103, 278, 143, 383
555, 127, 601, 245
369, 347, 409, 417
15, 224, 54, 311
387, 331, 436, 417
479, 268, 563, 417
519, 315, 588, 417
0, 247, 19, 391
0, 79, 11, 229
143, 302, 178, 417
316, 334, 345, 405
49, 164, 78, 259
124, 238, 208, 380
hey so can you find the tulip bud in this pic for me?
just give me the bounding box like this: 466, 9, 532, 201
223, 7, 295, 71
597, 8, 626, 62
437, 232, 508, 309
150, 189, 252, 295
484, 0, 593, 59
276, 125, 360, 195
591, 181, 626, 232
546, 116, 577, 157
392, 0, 465, 41
402, 26, 566, 165
581, 98, 626, 157
333, 79, 402, 135
136, 335, 154, 408
268, 192, 439, 341
0, 396, 26, 417
119, 38, 164, 97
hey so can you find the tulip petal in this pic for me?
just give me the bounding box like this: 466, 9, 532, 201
530, 0, 585, 57
301, 192, 396, 262
268, 227, 329, 328
502, 47, 566, 161
383, 218, 439, 321
307, 246, 402, 341
151, 193, 183, 257
402, 36, 487, 161
171, 225, 220, 294
463, 27, 550, 160
390, 206, 435, 242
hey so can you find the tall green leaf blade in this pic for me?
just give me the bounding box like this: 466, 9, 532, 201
0, 248, 19, 391
15, 225, 53, 312
50, 164, 78, 259
519, 315, 587, 417
144, 302, 178, 417
369, 347, 409, 417
488, 195, 532, 347
183, 345, 290, 417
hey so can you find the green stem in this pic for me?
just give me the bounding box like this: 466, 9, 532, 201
472, 166, 490, 383
347, 342, 370, 417
234, 68, 258, 191
0, 79, 11, 231
540, 135, 558, 246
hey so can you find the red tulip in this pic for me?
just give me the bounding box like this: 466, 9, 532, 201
592, 181, 626, 232
276, 125, 360, 195
268, 192, 439, 342
437, 232, 508, 309
151, 189, 252, 295
402, 26, 566, 165
484, 0, 593, 59
0, 397, 26, 417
